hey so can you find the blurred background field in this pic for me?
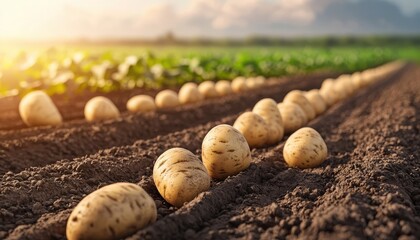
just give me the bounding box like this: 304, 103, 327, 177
1, 38, 419, 97
1, 0, 419, 98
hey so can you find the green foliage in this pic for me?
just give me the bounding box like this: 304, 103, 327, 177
0, 45, 418, 97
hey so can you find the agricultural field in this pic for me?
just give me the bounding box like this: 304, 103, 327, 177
2, 45, 418, 97
0, 45, 419, 240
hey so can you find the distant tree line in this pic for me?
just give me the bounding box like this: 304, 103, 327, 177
75, 32, 420, 47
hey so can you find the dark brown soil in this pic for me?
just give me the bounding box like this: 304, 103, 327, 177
1, 65, 419, 240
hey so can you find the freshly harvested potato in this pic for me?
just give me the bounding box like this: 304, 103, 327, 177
202, 124, 251, 179
19, 90, 63, 127
84, 96, 120, 122
246, 77, 258, 89
283, 127, 328, 169
283, 90, 316, 120
350, 72, 363, 90
231, 76, 248, 93
233, 112, 269, 148
303, 90, 327, 115
153, 148, 210, 207
252, 98, 284, 144
319, 79, 340, 106
198, 81, 218, 99
155, 90, 180, 109
66, 182, 157, 240
215, 80, 232, 96
277, 102, 308, 134
333, 74, 353, 100
126, 95, 156, 113
254, 76, 266, 88
179, 82, 203, 104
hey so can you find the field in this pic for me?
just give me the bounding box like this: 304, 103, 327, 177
0, 45, 419, 239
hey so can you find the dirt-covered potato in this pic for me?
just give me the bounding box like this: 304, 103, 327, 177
283, 90, 316, 120
126, 95, 156, 113
84, 96, 120, 122
303, 89, 327, 115
319, 79, 340, 106
231, 76, 248, 93
233, 112, 269, 148
252, 98, 284, 144
19, 90, 63, 127
153, 148, 210, 207
202, 124, 251, 179
277, 102, 308, 134
198, 81, 219, 99
179, 82, 203, 104
283, 127, 328, 169
66, 182, 157, 240
215, 80, 232, 96
155, 90, 180, 109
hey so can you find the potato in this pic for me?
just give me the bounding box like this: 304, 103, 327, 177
303, 89, 327, 115
350, 72, 363, 90
84, 96, 120, 122
333, 74, 353, 100
254, 76, 266, 88
233, 112, 269, 148
19, 90, 62, 127
277, 102, 308, 134
246, 77, 258, 89
231, 76, 248, 93
153, 148, 210, 207
155, 90, 180, 109
319, 79, 340, 106
66, 182, 157, 240
252, 98, 284, 144
215, 80, 232, 96
126, 95, 156, 113
198, 81, 218, 99
283, 90, 316, 120
179, 82, 203, 104
283, 127, 328, 169
202, 124, 251, 179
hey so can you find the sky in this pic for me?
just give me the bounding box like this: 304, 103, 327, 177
0, 0, 419, 41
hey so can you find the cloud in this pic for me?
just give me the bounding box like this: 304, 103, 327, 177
1, 0, 419, 40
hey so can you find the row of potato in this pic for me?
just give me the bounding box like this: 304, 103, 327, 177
18, 76, 267, 127
66, 61, 405, 240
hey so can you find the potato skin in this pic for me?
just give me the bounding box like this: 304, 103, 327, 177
277, 102, 308, 134
215, 80, 232, 96
303, 90, 327, 115
126, 95, 156, 113
231, 76, 248, 93
198, 81, 218, 99
155, 90, 180, 109
233, 112, 269, 148
153, 148, 210, 207
283, 127, 328, 169
66, 183, 157, 240
202, 124, 252, 179
179, 82, 203, 104
319, 79, 340, 106
252, 98, 284, 144
19, 90, 63, 127
283, 90, 316, 120
84, 96, 120, 122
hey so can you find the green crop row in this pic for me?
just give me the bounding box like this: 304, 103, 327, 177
0, 46, 417, 97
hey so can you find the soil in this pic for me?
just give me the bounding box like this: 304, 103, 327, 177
0, 65, 419, 240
